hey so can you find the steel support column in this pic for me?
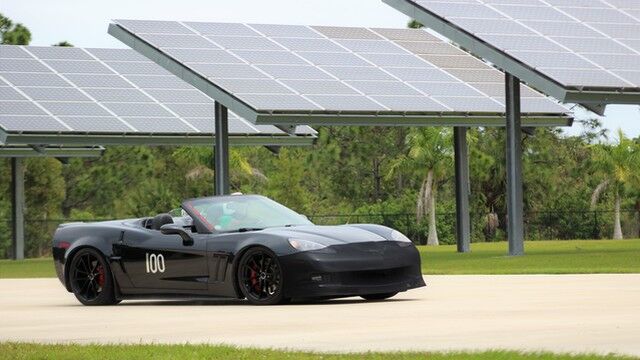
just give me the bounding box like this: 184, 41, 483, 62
454, 126, 471, 253
11, 158, 25, 260
505, 74, 525, 256
214, 101, 230, 196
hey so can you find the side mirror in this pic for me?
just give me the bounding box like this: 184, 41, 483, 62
160, 224, 194, 246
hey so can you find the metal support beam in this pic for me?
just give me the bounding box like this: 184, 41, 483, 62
505, 74, 525, 256
454, 127, 471, 253
581, 103, 607, 116
0, 146, 105, 158
214, 102, 230, 196
2, 134, 315, 147
29, 145, 46, 154
11, 158, 25, 260
275, 125, 297, 135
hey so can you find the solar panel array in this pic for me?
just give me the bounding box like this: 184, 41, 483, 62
402, 0, 640, 90
111, 20, 569, 116
0, 45, 316, 137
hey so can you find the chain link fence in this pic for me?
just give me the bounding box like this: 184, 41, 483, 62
1, 210, 638, 258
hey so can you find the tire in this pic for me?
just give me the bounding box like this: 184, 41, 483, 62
361, 292, 398, 301
68, 248, 118, 306
237, 247, 289, 305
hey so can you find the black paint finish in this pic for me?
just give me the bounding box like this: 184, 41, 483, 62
52, 196, 425, 303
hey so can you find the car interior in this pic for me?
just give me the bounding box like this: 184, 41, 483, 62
141, 212, 194, 232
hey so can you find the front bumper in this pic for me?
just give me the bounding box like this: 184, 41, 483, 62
279, 241, 425, 298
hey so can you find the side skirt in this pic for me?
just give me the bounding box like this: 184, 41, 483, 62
116, 288, 239, 300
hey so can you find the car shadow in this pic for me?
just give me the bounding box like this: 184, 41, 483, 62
105, 297, 415, 307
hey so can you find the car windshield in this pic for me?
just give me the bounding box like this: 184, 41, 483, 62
183, 195, 313, 233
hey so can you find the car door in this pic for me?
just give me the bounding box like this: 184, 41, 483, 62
119, 227, 208, 291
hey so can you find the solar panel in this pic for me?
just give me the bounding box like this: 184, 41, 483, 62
0, 115, 69, 131
282, 80, 360, 95
84, 88, 154, 103
40, 102, 112, 117
59, 117, 133, 132
0, 45, 316, 146
385, 0, 640, 106
297, 52, 370, 66
110, 20, 571, 126
105, 61, 172, 75
0, 86, 28, 101
0, 101, 47, 116
0, 59, 51, 73
346, 80, 420, 96
20, 87, 92, 102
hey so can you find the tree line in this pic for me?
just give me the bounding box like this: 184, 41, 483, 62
1, 15, 640, 258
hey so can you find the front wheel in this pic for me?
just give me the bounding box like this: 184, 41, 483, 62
361, 292, 398, 301
237, 247, 288, 305
68, 248, 118, 306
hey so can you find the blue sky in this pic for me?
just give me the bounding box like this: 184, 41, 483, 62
4, 0, 639, 139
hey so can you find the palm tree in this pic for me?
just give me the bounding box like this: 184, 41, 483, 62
389, 128, 452, 245
590, 129, 640, 239
172, 147, 264, 192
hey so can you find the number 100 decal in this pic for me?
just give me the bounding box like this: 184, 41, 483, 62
145, 253, 166, 273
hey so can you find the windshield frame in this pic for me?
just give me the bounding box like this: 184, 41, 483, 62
181, 195, 312, 234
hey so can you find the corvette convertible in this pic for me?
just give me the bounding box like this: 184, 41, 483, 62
53, 194, 425, 305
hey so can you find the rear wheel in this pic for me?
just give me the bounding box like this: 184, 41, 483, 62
361, 292, 398, 301
237, 247, 288, 305
69, 248, 118, 306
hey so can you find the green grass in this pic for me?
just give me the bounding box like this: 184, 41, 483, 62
1, 240, 639, 279
0, 257, 54, 278
420, 239, 640, 274
0, 343, 636, 360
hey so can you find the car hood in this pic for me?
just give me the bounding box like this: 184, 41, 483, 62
261, 225, 390, 246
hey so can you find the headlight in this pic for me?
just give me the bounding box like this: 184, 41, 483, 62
390, 230, 412, 243
288, 238, 328, 251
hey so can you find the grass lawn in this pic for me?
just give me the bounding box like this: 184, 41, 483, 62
419, 239, 640, 275
0, 258, 53, 278
0, 344, 636, 360
1, 239, 639, 279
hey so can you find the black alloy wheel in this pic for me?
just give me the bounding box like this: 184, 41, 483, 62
237, 247, 288, 305
69, 248, 118, 306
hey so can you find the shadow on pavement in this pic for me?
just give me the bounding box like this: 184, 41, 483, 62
57, 297, 416, 307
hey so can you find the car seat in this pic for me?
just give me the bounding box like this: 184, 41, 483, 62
152, 213, 174, 230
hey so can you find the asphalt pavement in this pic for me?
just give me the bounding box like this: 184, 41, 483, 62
1, 274, 639, 356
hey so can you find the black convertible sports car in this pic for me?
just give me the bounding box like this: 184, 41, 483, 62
53, 195, 425, 305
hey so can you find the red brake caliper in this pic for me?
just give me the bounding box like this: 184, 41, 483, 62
249, 265, 260, 292
97, 265, 105, 288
